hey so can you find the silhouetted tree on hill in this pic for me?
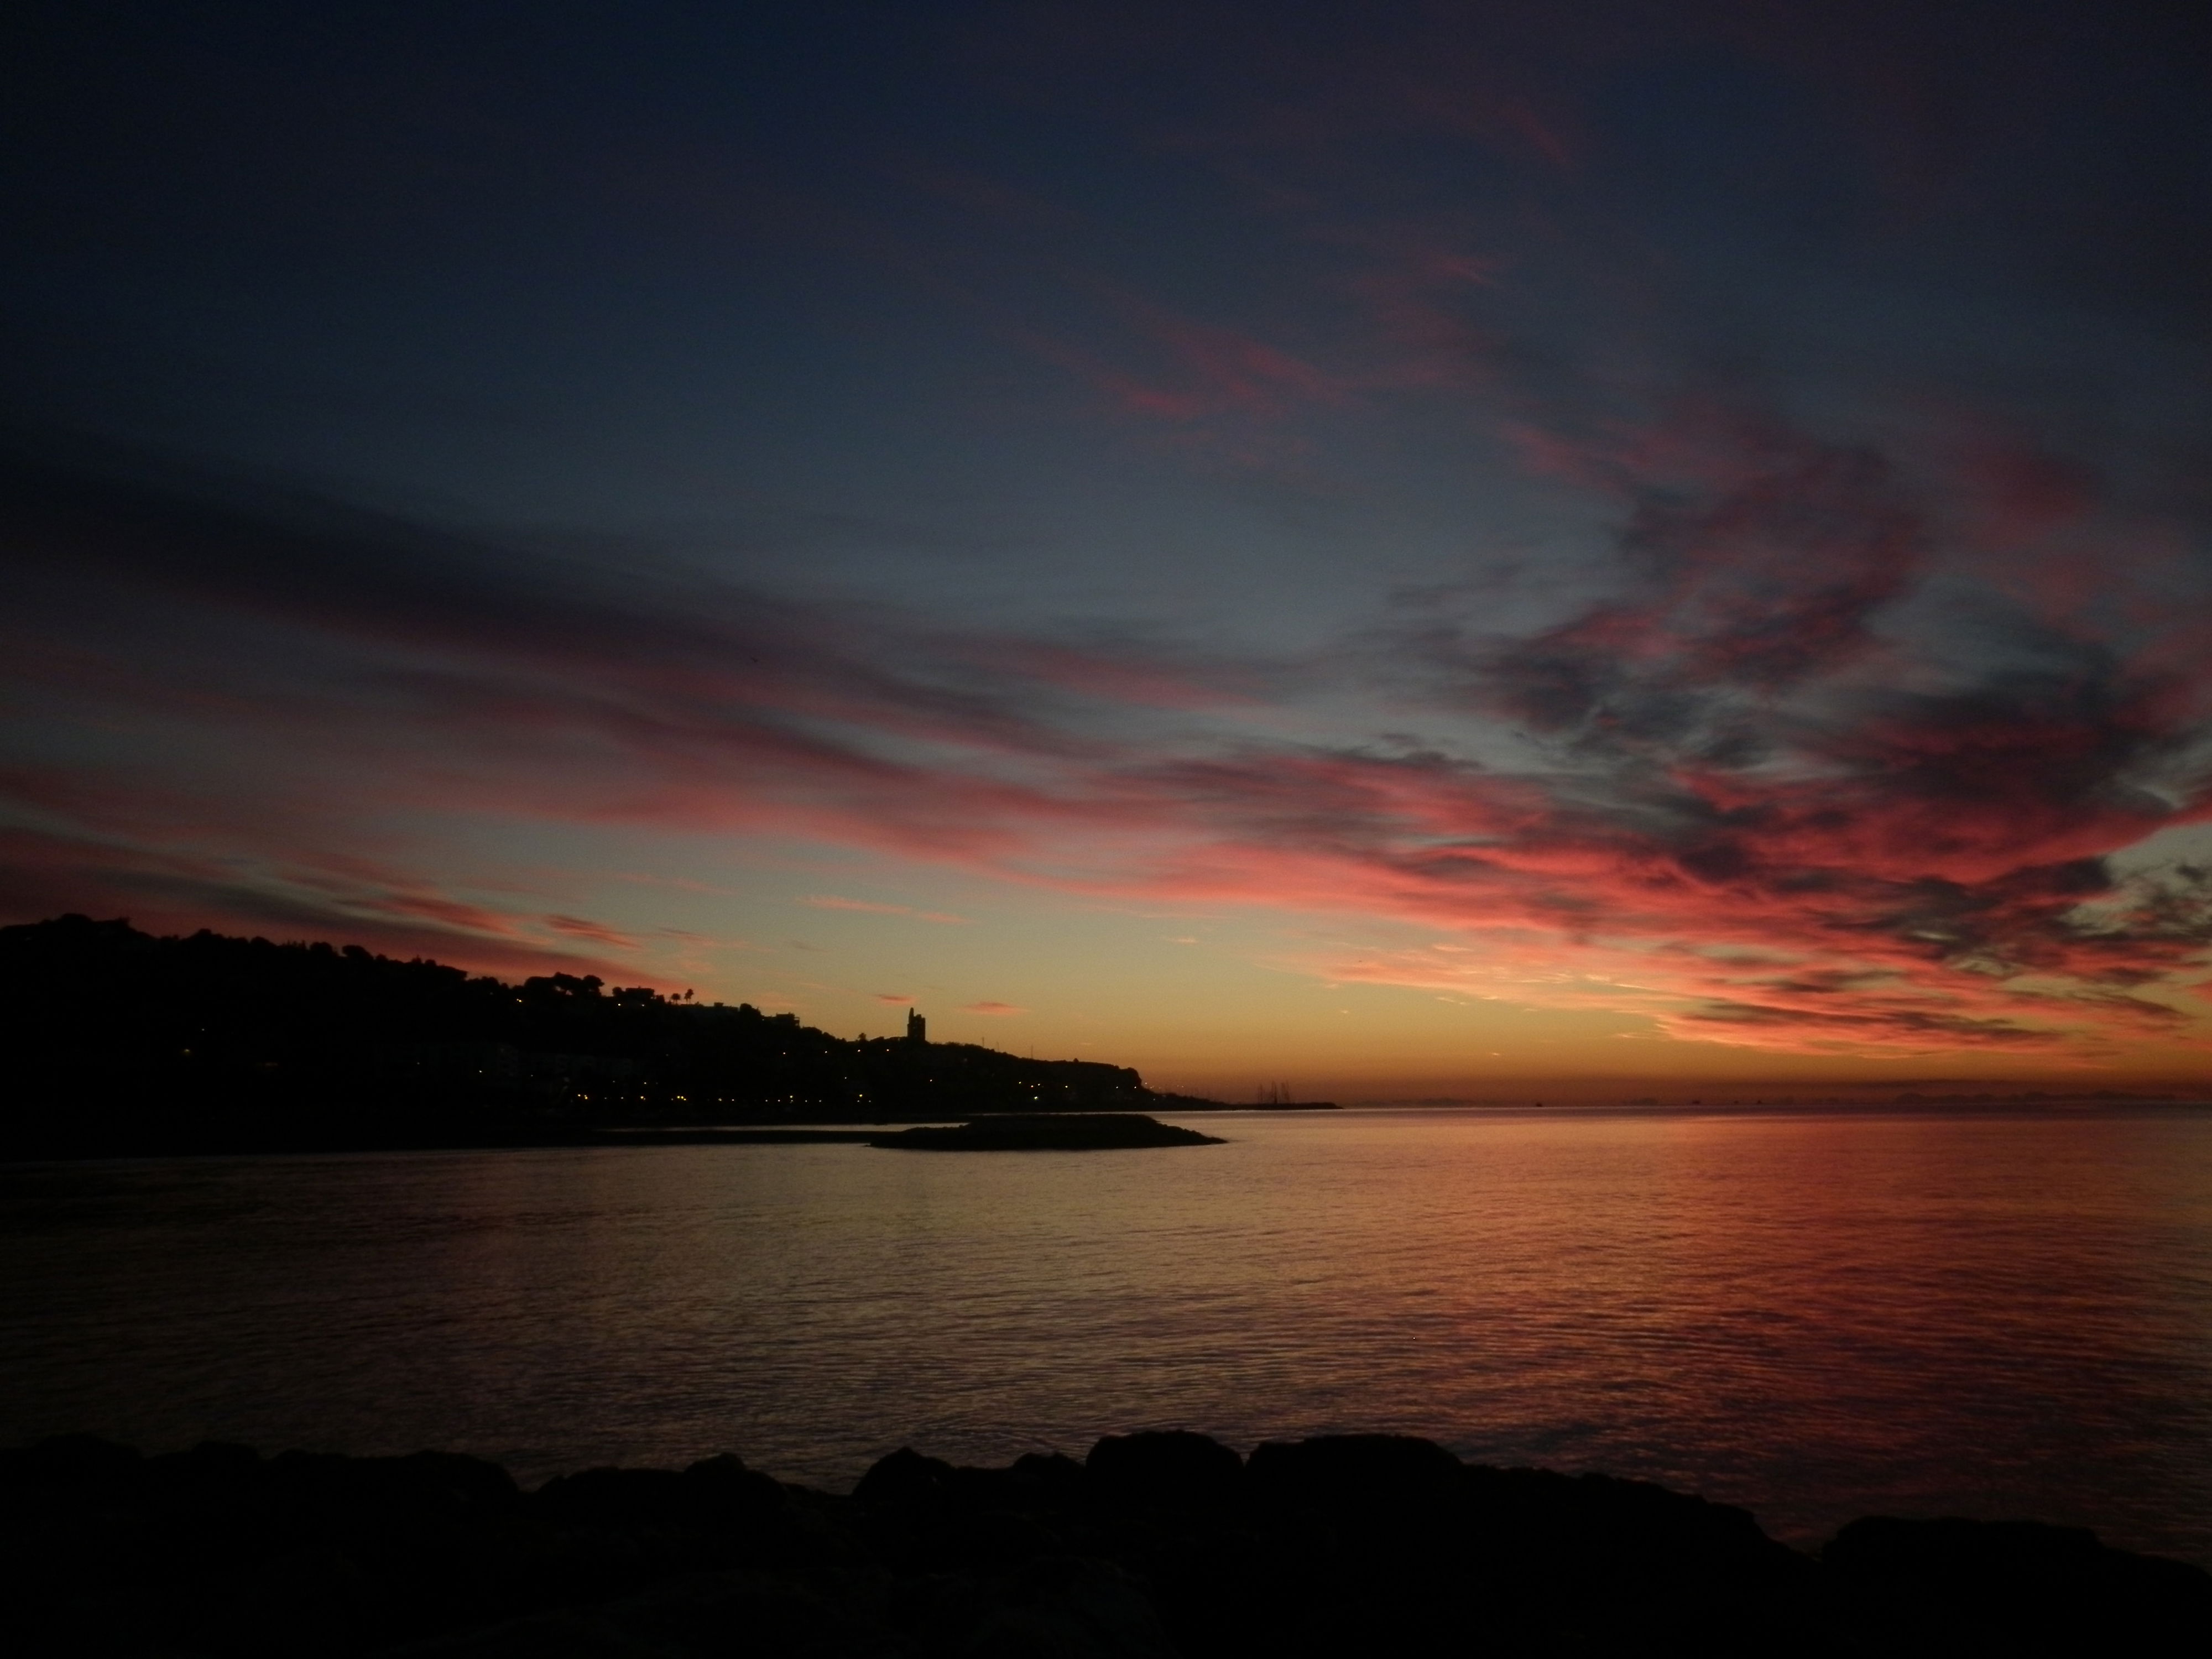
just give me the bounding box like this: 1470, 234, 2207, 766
0, 915, 1149, 1155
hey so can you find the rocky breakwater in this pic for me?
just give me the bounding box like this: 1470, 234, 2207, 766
3, 1431, 2206, 1657
869, 1114, 1223, 1151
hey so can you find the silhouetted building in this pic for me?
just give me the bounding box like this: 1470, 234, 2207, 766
0, 914, 1159, 1151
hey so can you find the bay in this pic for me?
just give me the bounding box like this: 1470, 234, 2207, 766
4, 1107, 2210, 1564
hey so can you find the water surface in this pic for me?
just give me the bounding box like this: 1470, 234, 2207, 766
4, 1108, 2210, 1562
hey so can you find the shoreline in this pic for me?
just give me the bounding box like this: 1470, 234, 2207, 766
0, 1105, 1277, 1164
6, 1431, 2203, 1657
9, 1096, 2210, 1166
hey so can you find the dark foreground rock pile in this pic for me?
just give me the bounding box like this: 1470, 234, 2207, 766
3, 1431, 2206, 1657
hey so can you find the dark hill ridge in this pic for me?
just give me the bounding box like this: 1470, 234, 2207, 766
3, 1431, 2203, 1657
0, 915, 1300, 1157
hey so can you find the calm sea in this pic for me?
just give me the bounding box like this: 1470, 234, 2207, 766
4, 1108, 2211, 1563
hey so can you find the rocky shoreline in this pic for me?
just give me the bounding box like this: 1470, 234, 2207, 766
5, 1431, 2205, 1656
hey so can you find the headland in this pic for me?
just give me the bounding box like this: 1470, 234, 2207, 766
869, 1113, 1224, 1150
0, 915, 1328, 1160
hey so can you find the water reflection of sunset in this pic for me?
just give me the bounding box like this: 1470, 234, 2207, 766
9, 1110, 2210, 1563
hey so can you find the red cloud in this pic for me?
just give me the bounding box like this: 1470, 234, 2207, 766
544, 914, 640, 950
1020, 285, 1342, 428
961, 1001, 1026, 1016
7, 413, 2212, 1060
0, 823, 653, 985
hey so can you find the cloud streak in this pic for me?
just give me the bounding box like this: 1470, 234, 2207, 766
4, 397, 2212, 1058
799, 896, 973, 924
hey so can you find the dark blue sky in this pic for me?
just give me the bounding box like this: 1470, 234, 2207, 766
6, 1, 2212, 1092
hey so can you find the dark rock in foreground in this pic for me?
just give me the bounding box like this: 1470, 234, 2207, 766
868, 1114, 1224, 1151
3, 1433, 2205, 1657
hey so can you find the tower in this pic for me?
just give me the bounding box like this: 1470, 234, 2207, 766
906, 1006, 926, 1044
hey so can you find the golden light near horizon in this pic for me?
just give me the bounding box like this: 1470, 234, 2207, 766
8, 7, 2212, 1640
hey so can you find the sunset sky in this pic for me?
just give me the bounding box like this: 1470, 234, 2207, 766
6, 1, 2211, 1098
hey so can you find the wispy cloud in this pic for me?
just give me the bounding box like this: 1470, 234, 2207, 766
799, 895, 973, 924
544, 914, 639, 949
6, 392, 2212, 1056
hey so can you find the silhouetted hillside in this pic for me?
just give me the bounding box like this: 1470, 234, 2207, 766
0, 915, 1157, 1156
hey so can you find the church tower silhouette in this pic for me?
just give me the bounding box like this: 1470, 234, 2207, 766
905, 1006, 926, 1044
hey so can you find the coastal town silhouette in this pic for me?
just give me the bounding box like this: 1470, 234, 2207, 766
0, 914, 1258, 1156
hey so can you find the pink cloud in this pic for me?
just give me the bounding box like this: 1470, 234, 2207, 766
1018, 297, 1340, 428
961, 1000, 1027, 1016
8, 406, 2212, 1061
0, 823, 656, 986
544, 914, 640, 949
